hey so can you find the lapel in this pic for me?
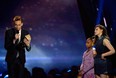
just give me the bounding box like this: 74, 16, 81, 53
20, 29, 24, 43
20, 29, 27, 42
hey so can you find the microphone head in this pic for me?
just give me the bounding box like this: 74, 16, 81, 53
92, 35, 97, 39
92, 36, 95, 39
16, 30, 19, 34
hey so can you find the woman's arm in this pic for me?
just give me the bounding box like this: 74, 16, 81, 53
101, 39, 115, 59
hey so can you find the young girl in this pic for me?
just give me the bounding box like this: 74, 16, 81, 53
80, 37, 95, 78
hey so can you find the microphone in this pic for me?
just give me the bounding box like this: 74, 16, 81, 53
16, 30, 19, 34
92, 35, 95, 39
14, 30, 19, 44
92, 35, 97, 39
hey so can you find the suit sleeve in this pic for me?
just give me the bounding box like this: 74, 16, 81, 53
26, 45, 31, 51
4, 30, 15, 51
24, 30, 31, 52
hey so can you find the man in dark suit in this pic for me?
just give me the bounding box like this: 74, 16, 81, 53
4, 16, 31, 78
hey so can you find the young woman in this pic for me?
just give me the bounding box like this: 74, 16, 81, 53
80, 37, 95, 78
94, 24, 115, 78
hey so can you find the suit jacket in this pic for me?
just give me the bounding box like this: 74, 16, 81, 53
4, 28, 31, 63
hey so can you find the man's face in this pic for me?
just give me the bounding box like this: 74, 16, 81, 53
14, 20, 23, 30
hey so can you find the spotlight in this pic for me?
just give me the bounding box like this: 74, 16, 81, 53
0, 73, 2, 77
4, 74, 8, 78
67, 69, 71, 72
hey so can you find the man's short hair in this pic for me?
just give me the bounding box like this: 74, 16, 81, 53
13, 16, 23, 22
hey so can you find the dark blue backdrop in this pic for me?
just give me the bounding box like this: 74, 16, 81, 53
0, 0, 86, 73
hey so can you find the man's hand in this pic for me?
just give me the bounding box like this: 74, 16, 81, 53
23, 38, 30, 47
23, 34, 31, 47
13, 34, 19, 44
15, 34, 19, 40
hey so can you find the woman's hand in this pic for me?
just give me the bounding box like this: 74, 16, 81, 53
101, 54, 106, 60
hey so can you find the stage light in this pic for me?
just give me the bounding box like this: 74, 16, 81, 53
67, 69, 71, 72
4, 74, 8, 78
0, 73, 2, 77
96, 0, 104, 24
103, 17, 107, 27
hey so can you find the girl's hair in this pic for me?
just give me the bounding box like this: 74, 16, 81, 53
87, 37, 93, 41
86, 37, 94, 47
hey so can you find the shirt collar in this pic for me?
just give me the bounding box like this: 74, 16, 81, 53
19, 29, 21, 34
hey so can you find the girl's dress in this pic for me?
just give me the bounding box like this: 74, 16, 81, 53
80, 49, 95, 78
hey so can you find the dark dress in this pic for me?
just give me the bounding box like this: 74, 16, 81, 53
94, 36, 112, 75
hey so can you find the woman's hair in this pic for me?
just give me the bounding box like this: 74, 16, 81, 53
94, 24, 109, 43
95, 24, 109, 38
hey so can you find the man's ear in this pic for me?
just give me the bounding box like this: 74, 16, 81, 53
21, 23, 23, 26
